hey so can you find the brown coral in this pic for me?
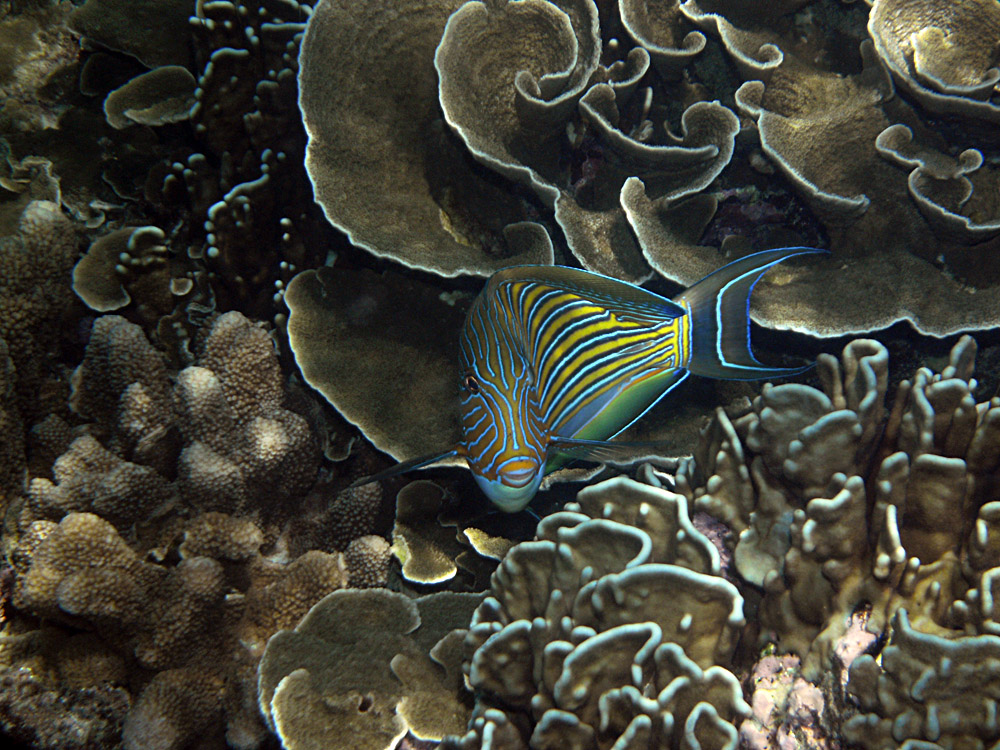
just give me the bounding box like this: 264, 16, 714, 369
0, 200, 79, 423
868, 0, 1000, 122
676, 335, 1000, 682
444, 476, 749, 749
55, 310, 320, 519
258, 588, 484, 749
11, 506, 352, 750
298, 0, 553, 277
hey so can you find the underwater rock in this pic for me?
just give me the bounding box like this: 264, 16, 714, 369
0, 665, 129, 750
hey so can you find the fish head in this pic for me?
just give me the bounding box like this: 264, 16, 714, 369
457, 355, 547, 513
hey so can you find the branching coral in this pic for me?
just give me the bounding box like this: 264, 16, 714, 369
6, 309, 336, 748
29, 310, 321, 523
0, 200, 79, 420
10, 507, 352, 750
675, 334, 1000, 699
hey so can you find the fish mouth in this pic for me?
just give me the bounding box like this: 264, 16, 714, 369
499, 458, 542, 487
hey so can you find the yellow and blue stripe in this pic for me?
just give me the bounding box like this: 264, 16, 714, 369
457, 248, 824, 511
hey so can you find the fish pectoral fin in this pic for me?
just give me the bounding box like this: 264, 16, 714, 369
349, 448, 460, 488
548, 436, 667, 465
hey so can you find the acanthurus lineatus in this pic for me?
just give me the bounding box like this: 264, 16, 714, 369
357, 247, 826, 511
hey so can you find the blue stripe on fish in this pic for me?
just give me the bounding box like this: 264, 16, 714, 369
351, 247, 826, 512
457, 247, 824, 511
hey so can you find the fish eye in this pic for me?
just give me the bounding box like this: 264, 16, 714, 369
463, 374, 480, 394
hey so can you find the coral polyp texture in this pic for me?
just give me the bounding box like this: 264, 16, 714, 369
25, 310, 320, 523
5, 0, 1000, 748
2, 309, 363, 749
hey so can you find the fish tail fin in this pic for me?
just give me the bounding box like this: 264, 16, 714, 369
675, 247, 827, 380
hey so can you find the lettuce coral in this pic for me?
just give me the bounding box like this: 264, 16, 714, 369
443, 476, 749, 749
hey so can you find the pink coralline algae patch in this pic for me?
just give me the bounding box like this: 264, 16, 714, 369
741, 654, 833, 750
832, 608, 879, 689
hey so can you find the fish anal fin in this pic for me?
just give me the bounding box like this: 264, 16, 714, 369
548, 436, 669, 465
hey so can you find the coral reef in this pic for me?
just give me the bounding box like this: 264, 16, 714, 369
7, 506, 352, 749
285, 266, 470, 466
0, 665, 129, 750
844, 608, 1000, 749
298, 0, 554, 277
671, 333, 1000, 744
2, 306, 365, 749
442, 476, 750, 749
285, 261, 760, 468
30, 310, 321, 522
0, 199, 79, 419
258, 588, 484, 749
288, 0, 1000, 339
4, 1, 1000, 748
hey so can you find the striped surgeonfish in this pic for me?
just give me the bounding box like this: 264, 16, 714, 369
359, 247, 825, 511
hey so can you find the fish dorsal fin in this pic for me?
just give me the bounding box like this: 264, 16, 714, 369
349, 448, 459, 488
490, 265, 686, 324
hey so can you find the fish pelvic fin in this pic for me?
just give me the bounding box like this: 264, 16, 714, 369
349, 448, 460, 488
548, 436, 673, 465
674, 247, 827, 380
